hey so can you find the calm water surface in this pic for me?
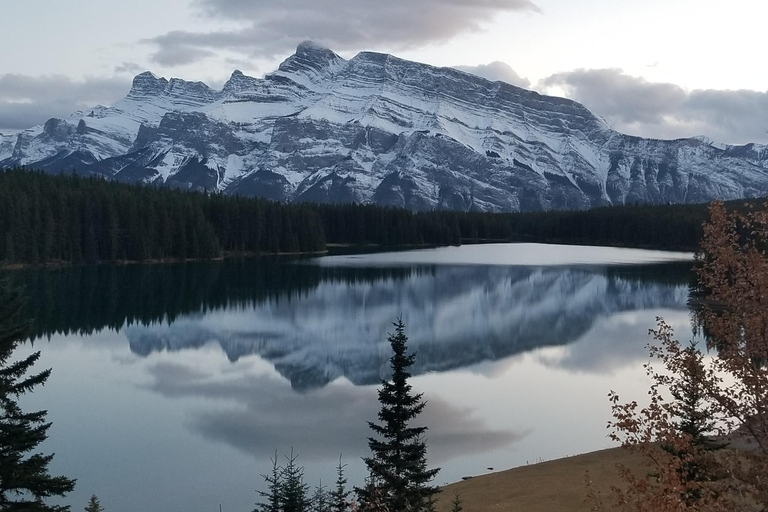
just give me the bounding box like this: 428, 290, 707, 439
7, 243, 695, 512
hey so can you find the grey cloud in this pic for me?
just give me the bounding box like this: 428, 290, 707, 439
148, 40, 216, 66
539, 68, 768, 145
145, 0, 539, 64
195, 0, 540, 20
537, 310, 694, 375
454, 61, 531, 88
0, 74, 129, 131
224, 57, 258, 73
541, 69, 687, 125
537, 316, 656, 374
146, 362, 523, 464
114, 62, 145, 75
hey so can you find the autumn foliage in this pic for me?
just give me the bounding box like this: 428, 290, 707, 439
590, 201, 768, 511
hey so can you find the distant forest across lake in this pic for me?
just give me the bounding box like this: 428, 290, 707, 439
0, 168, 753, 265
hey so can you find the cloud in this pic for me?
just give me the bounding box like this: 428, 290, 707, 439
146, 361, 523, 464
148, 40, 216, 67
0, 74, 130, 131
144, 0, 540, 65
114, 62, 145, 75
537, 309, 692, 375
454, 61, 531, 88
539, 68, 768, 145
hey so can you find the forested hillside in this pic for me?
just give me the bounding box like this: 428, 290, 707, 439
0, 169, 753, 266
0, 169, 326, 264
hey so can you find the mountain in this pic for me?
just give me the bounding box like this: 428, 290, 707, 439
3, 41, 768, 212
125, 264, 689, 390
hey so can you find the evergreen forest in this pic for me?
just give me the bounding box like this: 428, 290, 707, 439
0, 168, 750, 266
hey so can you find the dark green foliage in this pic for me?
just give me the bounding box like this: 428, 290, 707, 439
310, 481, 330, 512
255, 449, 309, 512
424, 493, 438, 512
84, 494, 104, 512
353, 479, 388, 512
671, 341, 717, 445
0, 168, 739, 266
662, 340, 723, 505
500, 202, 709, 251
281, 450, 309, 512
450, 491, 463, 512
315, 200, 717, 251
329, 456, 350, 512
0, 169, 325, 265
357, 319, 440, 512
0, 282, 76, 510
255, 452, 282, 512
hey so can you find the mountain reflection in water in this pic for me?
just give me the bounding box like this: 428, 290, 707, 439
11, 256, 692, 390
3, 249, 694, 512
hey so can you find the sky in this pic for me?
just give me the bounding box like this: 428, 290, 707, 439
1, 0, 766, 144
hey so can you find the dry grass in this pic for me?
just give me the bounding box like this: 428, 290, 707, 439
434, 447, 647, 512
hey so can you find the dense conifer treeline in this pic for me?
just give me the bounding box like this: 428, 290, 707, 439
0, 169, 325, 264
317, 201, 759, 252
1, 168, 754, 266
502, 204, 707, 251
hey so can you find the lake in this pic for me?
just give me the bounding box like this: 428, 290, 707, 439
6, 243, 695, 512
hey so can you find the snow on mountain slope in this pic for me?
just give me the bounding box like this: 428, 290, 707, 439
125, 264, 689, 390
3, 41, 768, 211
0, 132, 16, 162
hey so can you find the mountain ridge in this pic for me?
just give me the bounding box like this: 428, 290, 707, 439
3, 42, 767, 212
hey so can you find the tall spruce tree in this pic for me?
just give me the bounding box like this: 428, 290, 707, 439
84, 494, 104, 512
449, 491, 463, 512
0, 283, 76, 510
281, 449, 309, 512
357, 319, 439, 512
310, 480, 330, 512
255, 452, 282, 512
329, 456, 350, 512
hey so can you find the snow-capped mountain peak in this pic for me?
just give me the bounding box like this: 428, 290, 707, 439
3, 42, 768, 211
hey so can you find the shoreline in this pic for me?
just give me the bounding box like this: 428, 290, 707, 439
434, 446, 642, 512
0, 249, 329, 271
436, 440, 760, 511
0, 242, 453, 271
0, 239, 699, 272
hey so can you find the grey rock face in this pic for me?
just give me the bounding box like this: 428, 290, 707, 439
3, 43, 768, 211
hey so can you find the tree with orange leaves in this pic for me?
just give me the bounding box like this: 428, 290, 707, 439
695, 201, 768, 454
590, 201, 768, 511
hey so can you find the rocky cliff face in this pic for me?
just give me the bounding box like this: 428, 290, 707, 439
4, 41, 768, 211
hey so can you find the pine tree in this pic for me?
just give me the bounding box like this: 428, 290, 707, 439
423, 493, 438, 512
255, 451, 282, 512
84, 494, 104, 512
329, 456, 350, 512
669, 340, 717, 446
310, 480, 330, 512
357, 319, 440, 512
0, 283, 76, 510
281, 449, 309, 512
354, 478, 389, 512
450, 491, 463, 512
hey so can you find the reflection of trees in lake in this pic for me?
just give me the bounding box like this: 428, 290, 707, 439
5, 258, 424, 339
4, 258, 693, 390
5, 259, 692, 341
